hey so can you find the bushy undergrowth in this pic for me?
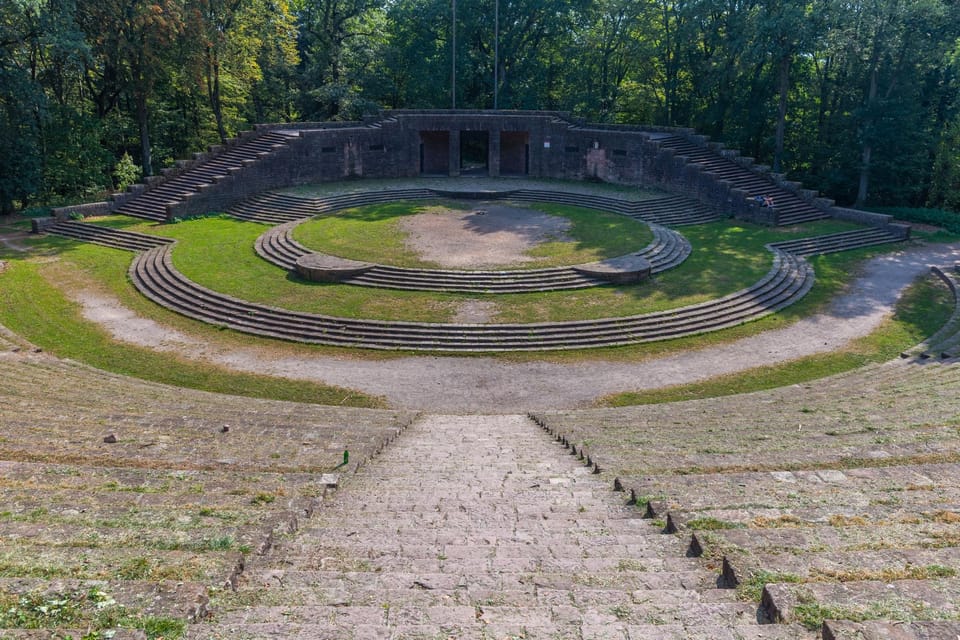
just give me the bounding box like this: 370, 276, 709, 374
870, 206, 960, 234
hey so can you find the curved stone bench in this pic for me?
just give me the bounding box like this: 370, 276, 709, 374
128, 243, 813, 352
295, 253, 375, 282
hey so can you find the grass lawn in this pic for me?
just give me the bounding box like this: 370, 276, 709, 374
0, 240, 386, 408
159, 207, 864, 324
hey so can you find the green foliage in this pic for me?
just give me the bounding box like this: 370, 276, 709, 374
0, 587, 186, 638
869, 207, 960, 234
0, 67, 43, 214
113, 152, 142, 192
2, 0, 960, 208
41, 105, 113, 202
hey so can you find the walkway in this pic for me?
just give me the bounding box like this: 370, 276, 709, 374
75, 242, 960, 411
190, 414, 809, 639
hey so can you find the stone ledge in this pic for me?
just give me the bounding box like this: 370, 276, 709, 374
295, 252, 374, 282
573, 255, 652, 284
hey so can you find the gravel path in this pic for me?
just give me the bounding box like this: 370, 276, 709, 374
73, 242, 960, 413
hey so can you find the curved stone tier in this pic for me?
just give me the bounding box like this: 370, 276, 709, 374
257, 218, 682, 293
129, 243, 813, 352
251, 189, 693, 293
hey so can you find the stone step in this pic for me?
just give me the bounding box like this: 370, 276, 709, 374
664, 502, 960, 532
762, 578, 960, 625
721, 546, 960, 589
0, 577, 209, 622
625, 462, 960, 514
0, 542, 240, 584
822, 619, 960, 640
0, 631, 147, 639
693, 520, 960, 560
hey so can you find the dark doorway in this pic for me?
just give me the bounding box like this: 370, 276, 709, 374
420, 131, 450, 175
500, 131, 529, 176
460, 131, 489, 175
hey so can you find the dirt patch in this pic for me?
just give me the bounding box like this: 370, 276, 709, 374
399, 204, 571, 268
452, 299, 499, 324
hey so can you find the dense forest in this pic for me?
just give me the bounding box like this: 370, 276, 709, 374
2, 0, 960, 216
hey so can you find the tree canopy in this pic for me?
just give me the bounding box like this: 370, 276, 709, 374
1, 0, 958, 214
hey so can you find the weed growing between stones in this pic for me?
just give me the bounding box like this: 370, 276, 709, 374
685, 516, 745, 530
0, 587, 185, 638
736, 570, 803, 601
792, 587, 960, 630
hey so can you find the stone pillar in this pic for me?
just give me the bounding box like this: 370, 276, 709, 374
449, 129, 461, 177
488, 127, 501, 177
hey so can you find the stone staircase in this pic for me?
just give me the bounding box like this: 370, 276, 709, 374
531, 357, 960, 638
189, 414, 812, 639
129, 242, 813, 351
0, 348, 415, 639
44, 220, 175, 251
112, 131, 297, 222
509, 191, 722, 226
653, 135, 830, 226
255, 218, 690, 293
768, 227, 906, 257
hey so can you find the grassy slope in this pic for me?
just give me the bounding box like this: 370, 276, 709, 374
0, 241, 386, 408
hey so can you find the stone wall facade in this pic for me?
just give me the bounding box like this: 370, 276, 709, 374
89, 110, 841, 224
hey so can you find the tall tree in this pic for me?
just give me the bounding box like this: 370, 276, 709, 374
76, 0, 183, 175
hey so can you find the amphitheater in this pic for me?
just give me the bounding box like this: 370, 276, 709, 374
3, 111, 960, 639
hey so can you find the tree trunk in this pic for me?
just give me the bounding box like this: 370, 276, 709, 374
773, 52, 789, 174
207, 49, 228, 144
136, 88, 152, 177
855, 65, 879, 207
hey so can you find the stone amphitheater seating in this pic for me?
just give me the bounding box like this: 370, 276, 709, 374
127, 242, 813, 351
531, 357, 960, 638
768, 227, 907, 257
0, 348, 414, 638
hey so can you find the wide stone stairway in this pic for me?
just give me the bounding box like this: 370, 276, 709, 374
190, 415, 810, 639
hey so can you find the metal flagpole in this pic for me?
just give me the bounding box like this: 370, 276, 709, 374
452, 0, 457, 109
494, 0, 499, 109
